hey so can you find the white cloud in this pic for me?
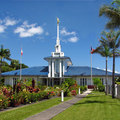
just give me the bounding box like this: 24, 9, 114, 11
4, 18, 17, 26
96, 67, 120, 73
0, 17, 18, 33
96, 67, 100, 69
107, 69, 112, 72
60, 27, 78, 43
115, 71, 120, 74
61, 27, 76, 36
14, 21, 44, 37
0, 25, 6, 33
68, 36, 78, 43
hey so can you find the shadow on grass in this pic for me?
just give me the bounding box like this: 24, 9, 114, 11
85, 96, 99, 98
74, 100, 107, 105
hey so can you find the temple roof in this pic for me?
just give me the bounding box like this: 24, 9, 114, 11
2, 66, 120, 77
2, 66, 48, 76
64, 66, 120, 76
44, 56, 71, 60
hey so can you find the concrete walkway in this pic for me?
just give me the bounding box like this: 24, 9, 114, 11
26, 89, 92, 120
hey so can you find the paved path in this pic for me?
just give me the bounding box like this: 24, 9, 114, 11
26, 89, 92, 120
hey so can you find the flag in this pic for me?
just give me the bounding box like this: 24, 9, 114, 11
91, 46, 94, 54
21, 48, 23, 56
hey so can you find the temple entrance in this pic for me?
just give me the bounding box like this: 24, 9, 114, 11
41, 78, 65, 86
54, 78, 60, 85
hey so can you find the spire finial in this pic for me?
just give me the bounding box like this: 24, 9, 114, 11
56, 17, 60, 46
57, 17, 59, 24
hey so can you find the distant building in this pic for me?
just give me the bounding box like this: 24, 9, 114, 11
2, 18, 120, 87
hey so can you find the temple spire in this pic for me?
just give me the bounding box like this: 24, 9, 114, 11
56, 17, 60, 45
55, 17, 61, 53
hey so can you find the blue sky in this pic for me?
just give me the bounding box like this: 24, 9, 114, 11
0, 0, 120, 73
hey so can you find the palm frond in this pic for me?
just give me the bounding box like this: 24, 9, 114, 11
99, 5, 120, 29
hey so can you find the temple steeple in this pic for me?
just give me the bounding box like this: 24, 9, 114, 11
56, 18, 60, 45
51, 18, 64, 57
55, 18, 61, 53
44, 18, 72, 78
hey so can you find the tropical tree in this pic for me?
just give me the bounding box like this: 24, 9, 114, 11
99, 0, 120, 29
0, 45, 11, 77
102, 30, 120, 98
92, 34, 112, 95
10, 59, 19, 70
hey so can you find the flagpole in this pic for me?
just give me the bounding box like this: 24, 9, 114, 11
91, 51, 92, 85
20, 50, 22, 80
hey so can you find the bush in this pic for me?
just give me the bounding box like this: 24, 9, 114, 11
62, 78, 76, 88
9, 94, 21, 107
116, 82, 120, 85
27, 92, 38, 103
80, 86, 87, 93
71, 90, 77, 96
93, 78, 102, 90
0, 85, 58, 110
61, 78, 79, 96
98, 85, 105, 92
0, 94, 9, 110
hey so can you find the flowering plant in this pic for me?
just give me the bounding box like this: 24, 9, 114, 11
71, 90, 77, 96
0, 94, 9, 110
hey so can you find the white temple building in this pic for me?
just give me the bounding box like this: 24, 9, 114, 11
2, 18, 120, 87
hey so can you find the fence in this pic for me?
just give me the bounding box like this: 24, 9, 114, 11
106, 84, 120, 99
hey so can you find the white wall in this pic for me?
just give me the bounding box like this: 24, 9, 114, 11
4, 76, 113, 87
4, 76, 38, 87
73, 76, 112, 86
4, 77, 13, 86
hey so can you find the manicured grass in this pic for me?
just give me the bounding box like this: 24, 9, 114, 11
0, 97, 72, 120
52, 92, 120, 120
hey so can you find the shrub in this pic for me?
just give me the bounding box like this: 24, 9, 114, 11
93, 78, 102, 90
80, 86, 84, 92
71, 90, 77, 96
27, 93, 38, 103
19, 92, 28, 104
116, 82, 120, 85
62, 78, 76, 88
80, 86, 87, 93
9, 94, 21, 107
98, 85, 105, 92
69, 82, 79, 92
0, 94, 9, 110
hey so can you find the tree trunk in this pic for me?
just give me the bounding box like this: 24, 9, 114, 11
105, 57, 108, 95
112, 50, 115, 98
0, 57, 2, 80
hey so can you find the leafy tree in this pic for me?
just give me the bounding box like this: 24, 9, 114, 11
99, 0, 120, 29
10, 59, 28, 70
1, 66, 13, 73
0, 45, 11, 76
16, 63, 28, 70
0, 45, 28, 74
2, 61, 9, 66
93, 78, 102, 90
10, 59, 19, 70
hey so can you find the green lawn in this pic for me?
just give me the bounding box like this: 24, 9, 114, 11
0, 97, 72, 120
52, 92, 120, 120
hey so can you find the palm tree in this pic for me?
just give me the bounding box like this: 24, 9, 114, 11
92, 35, 112, 95
10, 59, 19, 70
99, 0, 120, 29
102, 30, 120, 98
0, 45, 11, 77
